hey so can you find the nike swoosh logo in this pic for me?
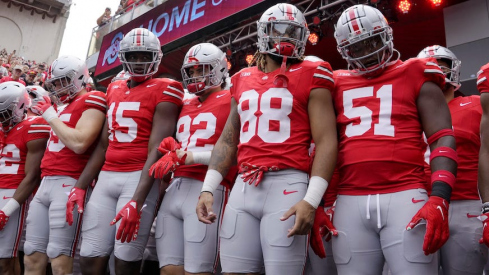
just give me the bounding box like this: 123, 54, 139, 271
283, 190, 298, 195
327, 213, 333, 220
62, 184, 72, 188
437, 206, 445, 220
17, 126, 23, 130
3, 196, 12, 200
412, 198, 425, 203
467, 213, 479, 218
146, 84, 157, 88
289, 67, 302, 72
216, 94, 226, 98
460, 102, 471, 106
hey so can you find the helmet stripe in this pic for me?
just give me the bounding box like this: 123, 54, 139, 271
348, 9, 360, 33
136, 29, 142, 46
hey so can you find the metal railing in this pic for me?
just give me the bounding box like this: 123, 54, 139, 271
86, 0, 166, 59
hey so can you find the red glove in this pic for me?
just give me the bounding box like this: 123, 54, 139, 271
0, 211, 9, 231
157, 137, 181, 154
31, 95, 52, 115
406, 196, 449, 255
66, 187, 87, 226
111, 200, 141, 243
479, 213, 489, 247
310, 206, 338, 258
149, 151, 187, 178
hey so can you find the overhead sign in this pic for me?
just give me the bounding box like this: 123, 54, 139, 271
95, 0, 265, 77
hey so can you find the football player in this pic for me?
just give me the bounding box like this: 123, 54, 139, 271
331, 5, 456, 274
23, 55, 107, 275
418, 45, 487, 274
478, 63, 489, 248
137, 42, 235, 274
0, 82, 50, 275
66, 28, 183, 274
196, 3, 337, 274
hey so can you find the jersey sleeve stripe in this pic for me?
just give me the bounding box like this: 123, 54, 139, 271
88, 95, 107, 102
30, 124, 50, 128
85, 100, 107, 108
424, 69, 444, 74
313, 73, 334, 83
28, 130, 50, 133
317, 66, 333, 75
477, 70, 483, 77
168, 86, 184, 94
478, 77, 487, 85
426, 62, 439, 67
163, 91, 183, 100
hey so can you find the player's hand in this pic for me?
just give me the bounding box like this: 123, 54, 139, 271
281, 200, 316, 237
0, 210, 9, 231
157, 137, 181, 154
32, 95, 57, 122
310, 206, 338, 258
177, 150, 193, 165
196, 192, 216, 224
479, 213, 489, 247
111, 200, 141, 243
149, 151, 187, 178
66, 187, 86, 226
406, 196, 449, 255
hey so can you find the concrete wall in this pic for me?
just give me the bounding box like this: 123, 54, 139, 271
0, 1, 69, 64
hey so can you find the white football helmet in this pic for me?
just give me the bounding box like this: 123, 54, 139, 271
111, 70, 131, 83
181, 43, 228, 94
26, 85, 50, 115
45, 55, 90, 105
334, 5, 395, 75
257, 3, 310, 58
119, 28, 162, 82
417, 45, 461, 91
0, 81, 30, 132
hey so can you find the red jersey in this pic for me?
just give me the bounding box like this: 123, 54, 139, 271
0, 117, 50, 189
333, 58, 445, 195
41, 91, 107, 179
231, 60, 334, 172
425, 96, 482, 200
174, 90, 236, 185
102, 78, 183, 172
0, 77, 26, 86
478, 63, 489, 93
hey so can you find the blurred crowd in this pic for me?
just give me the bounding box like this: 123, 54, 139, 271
97, 0, 147, 27
0, 48, 48, 86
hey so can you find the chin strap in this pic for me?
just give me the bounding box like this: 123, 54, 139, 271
273, 56, 289, 88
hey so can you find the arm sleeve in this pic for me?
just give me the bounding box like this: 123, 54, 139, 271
82, 91, 108, 113
26, 117, 51, 142
159, 79, 184, 107
478, 63, 489, 94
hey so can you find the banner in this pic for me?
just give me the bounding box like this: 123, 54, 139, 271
95, 0, 265, 76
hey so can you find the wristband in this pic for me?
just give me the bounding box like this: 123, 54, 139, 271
1, 198, 20, 216
304, 176, 329, 209
430, 146, 458, 163
192, 151, 212, 165
42, 106, 58, 123
201, 169, 223, 194
431, 170, 456, 189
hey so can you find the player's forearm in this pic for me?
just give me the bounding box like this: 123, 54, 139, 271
310, 139, 337, 181
132, 147, 159, 208
49, 119, 89, 154
12, 172, 40, 204
429, 135, 457, 200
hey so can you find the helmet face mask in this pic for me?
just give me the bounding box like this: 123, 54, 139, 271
181, 43, 227, 95
118, 28, 162, 82
45, 71, 79, 105
257, 4, 309, 59
335, 5, 395, 76
417, 45, 461, 91
0, 82, 30, 132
